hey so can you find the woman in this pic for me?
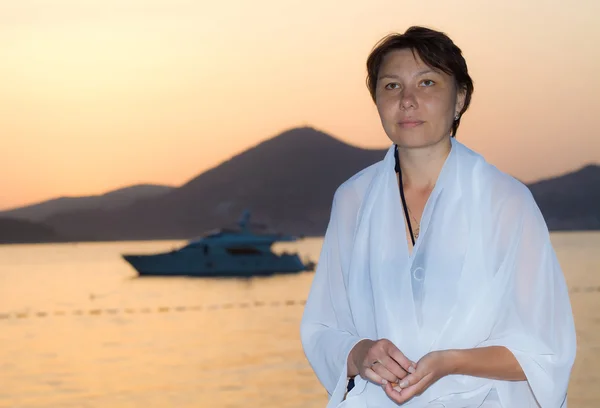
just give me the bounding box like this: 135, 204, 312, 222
300, 26, 576, 408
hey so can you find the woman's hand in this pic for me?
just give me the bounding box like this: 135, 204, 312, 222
383, 350, 453, 404
348, 339, 416, 387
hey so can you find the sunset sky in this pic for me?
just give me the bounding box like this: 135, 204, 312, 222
1, 0, 599, 210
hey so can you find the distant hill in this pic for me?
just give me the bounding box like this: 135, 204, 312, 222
2, 127, 598, 244
0, 218, 62, 244
529, 164, 600, 230
0, 184, 173, 222
41, 127, 386, 241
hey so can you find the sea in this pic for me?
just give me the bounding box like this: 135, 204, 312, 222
0, 232, 598, 408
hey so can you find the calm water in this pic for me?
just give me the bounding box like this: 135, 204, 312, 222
0, 232, 598, 408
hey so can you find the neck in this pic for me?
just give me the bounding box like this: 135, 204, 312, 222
397, 137, 452, 190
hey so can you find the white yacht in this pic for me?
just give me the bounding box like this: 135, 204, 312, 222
121, 211, 315, 277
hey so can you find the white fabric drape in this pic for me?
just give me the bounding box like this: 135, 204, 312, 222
300, 138, 576, 407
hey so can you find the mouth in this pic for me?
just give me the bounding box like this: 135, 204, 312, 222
397, 120, 424, 129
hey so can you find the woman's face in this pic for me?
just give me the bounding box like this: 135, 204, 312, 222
375, 48, 466, 148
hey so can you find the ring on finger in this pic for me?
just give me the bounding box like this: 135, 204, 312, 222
370, 359, 382, 368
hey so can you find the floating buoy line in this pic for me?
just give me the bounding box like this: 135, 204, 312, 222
0, 299, 307, 320
0, 285, 595, 321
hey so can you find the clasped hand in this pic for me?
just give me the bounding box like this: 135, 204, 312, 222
351, 339, 451, 404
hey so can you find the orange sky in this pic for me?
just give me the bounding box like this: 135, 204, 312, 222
1, 0, 599, 210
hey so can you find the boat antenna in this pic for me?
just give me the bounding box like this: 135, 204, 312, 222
238, 209, 251, 231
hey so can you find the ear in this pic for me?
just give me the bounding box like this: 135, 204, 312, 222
455, 86, 467, 116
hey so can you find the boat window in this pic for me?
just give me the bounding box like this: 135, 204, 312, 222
225, 247, 262, 256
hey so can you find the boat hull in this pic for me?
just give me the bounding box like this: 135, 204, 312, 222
122, 252, 310, 277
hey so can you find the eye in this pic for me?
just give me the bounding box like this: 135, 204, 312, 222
420, 79, 435, 87
384, 82, 400, 90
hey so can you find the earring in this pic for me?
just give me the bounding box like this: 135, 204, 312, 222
454, 113, 460, 121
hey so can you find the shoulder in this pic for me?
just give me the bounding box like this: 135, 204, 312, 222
485, 165, 534, 216
332, 160, 383, 211
325, 159, 385, 245
485, 164, 532, 206
457, 142, 538, 220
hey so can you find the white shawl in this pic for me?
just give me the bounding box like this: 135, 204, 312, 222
300, 138, 576, 407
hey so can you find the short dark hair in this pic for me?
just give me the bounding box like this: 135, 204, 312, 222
366, 26, 474, 137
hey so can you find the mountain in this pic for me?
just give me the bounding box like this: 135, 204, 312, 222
0, 184, 173, 222
42, 127, 386, 241
2, 127, 599, 244
528, 164, 600, 230
0, 218, 63, 244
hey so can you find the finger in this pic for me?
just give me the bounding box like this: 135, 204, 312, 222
371, 360, 401, 384
383, 381, 406, 404
377, 355, 409, 381
363, 367, 385, 386
388, 347, 417, 374
392, 374, 431, 404
393, 383, 421, 403
397, 372, 417, 389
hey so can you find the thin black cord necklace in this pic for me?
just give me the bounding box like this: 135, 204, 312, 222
394, 144, 416, 247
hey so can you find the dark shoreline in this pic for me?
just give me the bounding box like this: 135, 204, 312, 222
1, 229, 598, 246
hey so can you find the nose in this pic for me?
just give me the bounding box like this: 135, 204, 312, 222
400, 89, 417, 110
